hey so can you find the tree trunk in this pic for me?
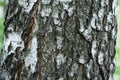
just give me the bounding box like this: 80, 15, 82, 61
0, 0, 117, 80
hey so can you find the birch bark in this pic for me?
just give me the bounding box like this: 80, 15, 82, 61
0, 0, 117, 80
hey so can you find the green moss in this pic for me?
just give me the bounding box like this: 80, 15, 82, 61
115, 48, 120, 75
115, 65, 120, 75
114, 4, 120, 75
0, 18, 4, 52
118, 0, 120, 5
0, 1, 6, 7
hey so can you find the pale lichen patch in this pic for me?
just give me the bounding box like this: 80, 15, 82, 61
82, 28, 92, 41
112, 0, 117, 14
91, 40, 97, 59
105, 0, 109, 5
85, 59, 93, 79
105, 25, 109, 31
59, 0, 72, 11
96, 23, 102, 31
108, 73, 113, 80
91, 13, 98, 29
0, 69, 11, 80
56, 54, 66, 69
5, 33, 24, 54
18, 0, 26, 7
56, 36, 64, 49
18, 0, 37, 13
110, 63, 114, 72
111, 27, 116, 40
78, 55, 87, 64
25, 36, 37, 73
52, 0, 59, 6
58, 77, 64, 80
56, 26, 62, 32
98, 8, 104, 18
47, 77, 52, 80
53, 19, 61, 26
41, 6, 52, 17
79, 23, 85, 33
59, 0, 72, 3
98, 51, 104, 65
61, 11, 65, 19
67, 6, 75, 16
62, 3, 69, 10
52, 9, 59, 18
7, 25, 14, 32
68, 63, 78, 77
42, 0, 51, 5
101, 0, 105, 7
107, 12, 113, 23
1, 32, 24, 65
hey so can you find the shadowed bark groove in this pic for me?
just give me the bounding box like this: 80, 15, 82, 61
0, 0, 117, 80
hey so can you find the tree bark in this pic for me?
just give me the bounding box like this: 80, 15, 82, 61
0, 0, 117, 80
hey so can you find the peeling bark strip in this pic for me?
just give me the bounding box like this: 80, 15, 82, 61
0, 0, 117, 80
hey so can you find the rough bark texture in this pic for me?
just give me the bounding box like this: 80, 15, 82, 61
0, 0, 117, 80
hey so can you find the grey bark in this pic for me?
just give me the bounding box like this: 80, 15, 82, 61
0, 0, 117, 80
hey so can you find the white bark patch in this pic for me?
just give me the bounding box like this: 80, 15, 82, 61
61, 11, 65, 19
0, 69, 11, 80
112, 0, 117, 14
96, 23, 102, 31
59, 0, 72, 3
52, 0, 59, 6
59, 0, 72, 11
79, 22, 85, 33
78, 55, 86, 64
7, 7, 18, 20
56, 54, 66, 69
111, 27, 116, 39
56, 26, 62, 32
101, 0, 105, 7
58, 77, 64, 80
43, 17, 47, 24
105, 26, 109, 31
105, 0, 109, 5
110, 63, 114, 72
98, 51, 104, 65
107, 12, 113, 23
56, 36, 64, 49
91, 40, 97, 59
42, 0, 51, 4
85, 59, 93, 79
98, 8, 104, 18
4, 33, 24, 54
18, 0, 37, 13
7, 25, 14, 32
82, 28, 92, 41
53, 19, 61, 26
52, 9, 59, 18
91, 13, 98, 29
41, 6, 52, 17
25, 37, 37, 73
68, 63, 78, 77
62, 3, 69, 10
67, 6, 75, 16
2, 32, 24, 64
47, 77, 52, 80
108, 73, 113, 80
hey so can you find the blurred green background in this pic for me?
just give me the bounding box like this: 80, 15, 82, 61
0, 0, 120, 79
